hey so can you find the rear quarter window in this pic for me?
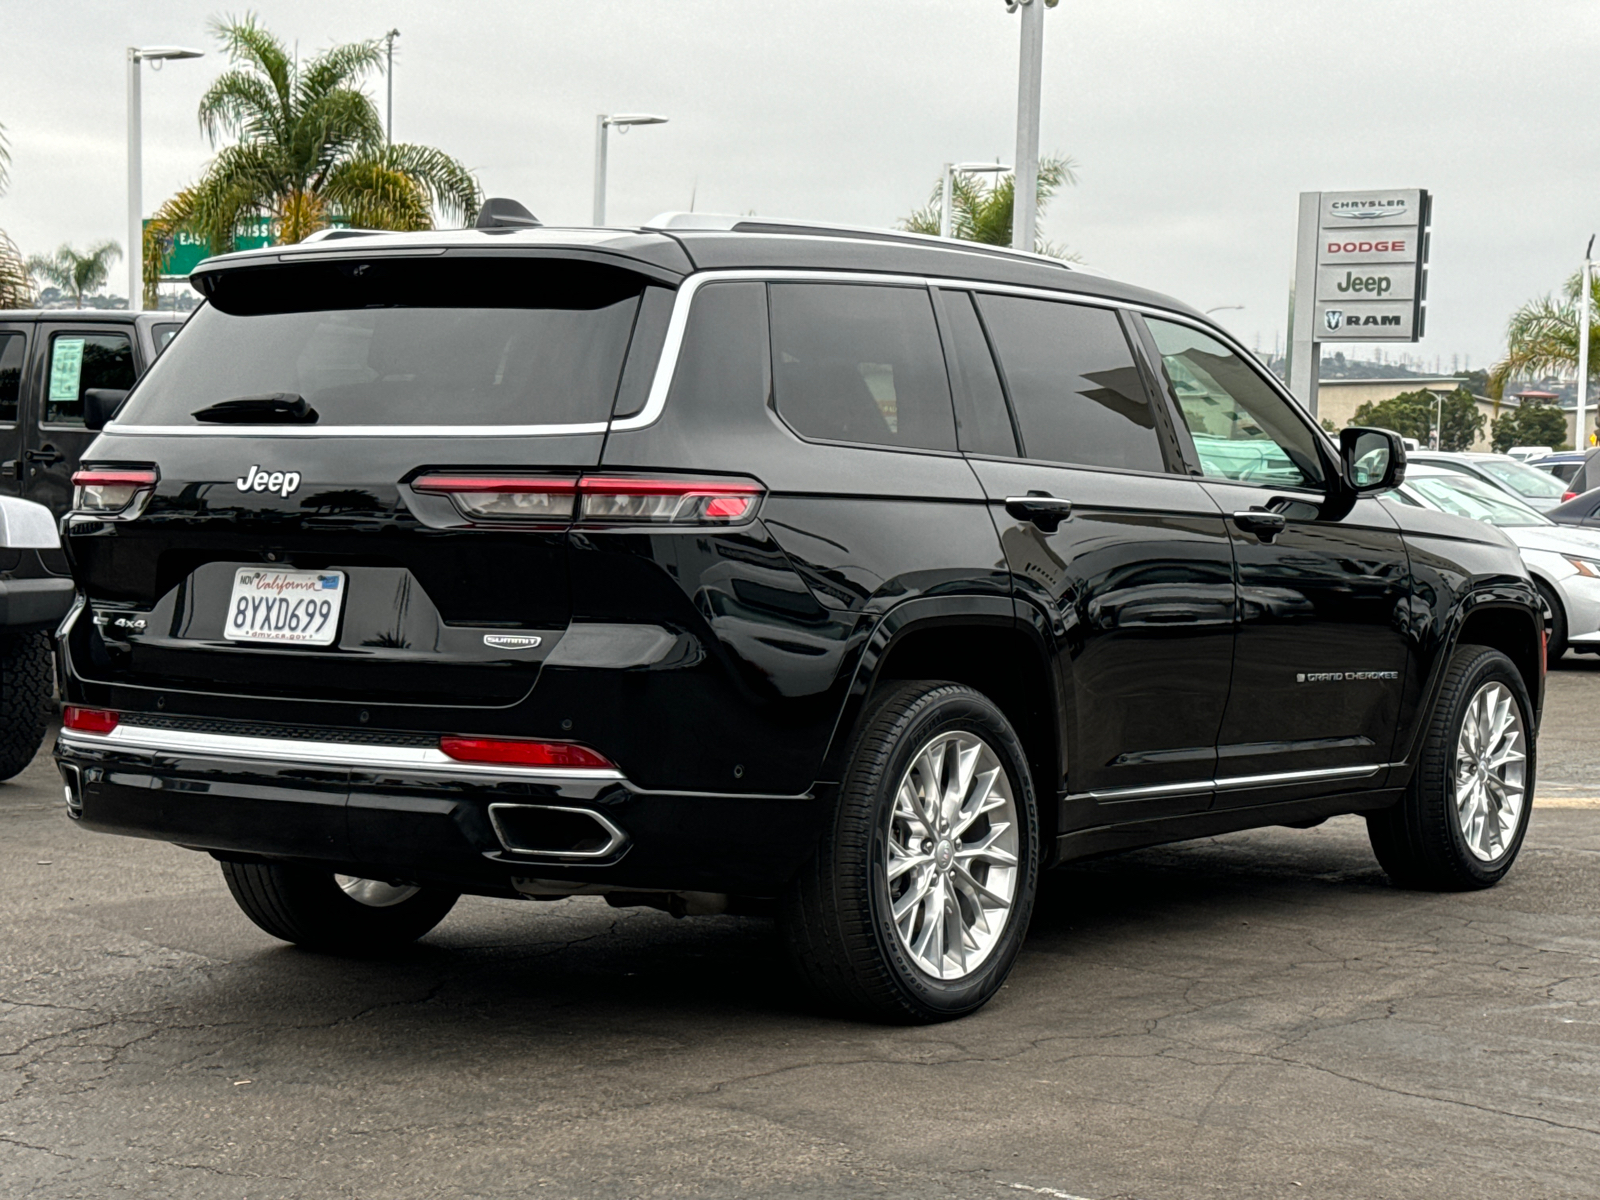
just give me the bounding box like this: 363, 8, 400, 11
768, 283, 957, 452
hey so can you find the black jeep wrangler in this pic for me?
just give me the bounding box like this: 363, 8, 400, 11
53, 209, 1543, 1021
0, 311, 183, 778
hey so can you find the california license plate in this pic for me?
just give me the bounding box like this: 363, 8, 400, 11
223, 568, 346, 646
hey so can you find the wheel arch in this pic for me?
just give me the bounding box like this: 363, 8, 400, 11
817, 597, 1063, 856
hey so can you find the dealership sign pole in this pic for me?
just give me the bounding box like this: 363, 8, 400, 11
1288, 188, 1431, 417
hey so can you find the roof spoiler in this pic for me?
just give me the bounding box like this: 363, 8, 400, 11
476, 198, 542, 230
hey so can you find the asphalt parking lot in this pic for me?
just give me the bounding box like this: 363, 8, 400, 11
3, 661, 1598, 1200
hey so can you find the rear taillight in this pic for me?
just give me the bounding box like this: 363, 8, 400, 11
71, 469, 157, 516
575, 476, 762, 524
411, 473, 763, 526
412, 475, 577, 520
63, 706, 119, 734
438, 736, 614, 769
1564, 491, 1578, 501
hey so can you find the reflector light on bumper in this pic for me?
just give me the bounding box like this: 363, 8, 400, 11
437, 736, 615, 769
410, 473, 763, 526
63, 706, 119, 734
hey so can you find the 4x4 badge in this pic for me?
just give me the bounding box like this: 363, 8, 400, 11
484, 634, 542, 650
235, 465, 302, 498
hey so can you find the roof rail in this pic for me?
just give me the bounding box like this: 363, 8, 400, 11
641, 211, 1075, 270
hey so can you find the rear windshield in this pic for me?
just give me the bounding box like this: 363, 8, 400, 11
119, 257, 649, 428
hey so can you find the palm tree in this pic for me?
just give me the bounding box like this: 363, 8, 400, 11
1490, 270, 1600, 400
27, 241, 121, 307
145, 14, 481, 303
0, 122, 34, 309
899, 156, 1078, 259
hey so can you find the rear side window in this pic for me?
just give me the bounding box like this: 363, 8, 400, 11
152, 322, 183, 353
46, 331, 135, 425
768, 283, 957, 452
121, 258, 647, 428
0, 332, 23, 423
976, 294, 1162, 471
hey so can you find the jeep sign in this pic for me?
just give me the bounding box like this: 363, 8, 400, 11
1315, 264, 1418, 302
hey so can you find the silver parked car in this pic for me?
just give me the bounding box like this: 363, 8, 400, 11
1384, 465, 1600, 667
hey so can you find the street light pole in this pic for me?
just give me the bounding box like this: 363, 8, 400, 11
941, 161, 1011, 240
126, 49, 142, 311
1580, 234, 1594, 451
383, 30, 400, 146
1009, 0, 1048, 252
126, 45, 203, 312
592, 113, 668, 227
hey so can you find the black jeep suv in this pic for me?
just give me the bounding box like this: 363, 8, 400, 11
53, 208, 1544, 1022
0, 310, 185, 778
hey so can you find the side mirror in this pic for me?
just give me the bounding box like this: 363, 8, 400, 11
83, 388, 129, 432
0, 495, 61, 550
1340, 426, 1407, 494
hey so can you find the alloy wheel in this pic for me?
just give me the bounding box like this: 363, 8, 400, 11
882, 731, 1019, 980
335, 875, 422, 908
1454, 681, 1528, 862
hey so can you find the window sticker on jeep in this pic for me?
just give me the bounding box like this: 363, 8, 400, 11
49, 338, 85, 403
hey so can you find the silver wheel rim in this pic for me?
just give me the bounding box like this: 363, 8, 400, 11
882, 731, 1019, 981
335, 875, 421, 908
1454, 681, 1528, 863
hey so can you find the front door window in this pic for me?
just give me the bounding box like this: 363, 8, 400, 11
1145, 319, 1324, 489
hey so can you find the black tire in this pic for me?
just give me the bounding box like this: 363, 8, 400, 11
780, 681, 1039, 1023
1367, 644, 1535, 891
219, 858, 459, 953
0, 631, 53, 782
1535, 579, 1568, 669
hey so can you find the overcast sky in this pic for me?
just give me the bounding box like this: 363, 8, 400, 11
2, 0, 1595, 369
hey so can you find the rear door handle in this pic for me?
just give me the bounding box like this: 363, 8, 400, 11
1005, 493, 1073, 532
1231, 509, 1288, 541
24, 446, 63, 466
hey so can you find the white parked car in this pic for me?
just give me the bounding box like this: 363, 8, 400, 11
1506, 445, 1554, 462
1406, 450, 1571, 511
1384, 465, 1600, 667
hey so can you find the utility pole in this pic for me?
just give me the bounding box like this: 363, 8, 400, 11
1008, 0, 1049, 252
1580, 235, 1594, 451
383, 30, 400, 146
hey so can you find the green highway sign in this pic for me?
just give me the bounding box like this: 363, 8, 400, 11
146, 216, 275, 280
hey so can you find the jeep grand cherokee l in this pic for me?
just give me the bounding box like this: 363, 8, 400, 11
52, 206, 1545, 1022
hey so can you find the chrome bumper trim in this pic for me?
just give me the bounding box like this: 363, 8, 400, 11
57, 724, 626, 782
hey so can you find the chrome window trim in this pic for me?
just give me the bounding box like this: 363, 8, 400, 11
58, 724, 625, 781
102, 420, 612, 438
100, 264, 1295, 443
1075, 762, 1387, 804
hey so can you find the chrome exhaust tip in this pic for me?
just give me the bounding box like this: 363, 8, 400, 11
487, 803, 627, 859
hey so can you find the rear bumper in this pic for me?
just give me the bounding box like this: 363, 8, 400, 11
0, 575, 75, 630
54, 724, 826, 898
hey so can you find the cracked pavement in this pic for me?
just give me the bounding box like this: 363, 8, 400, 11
3, 659, 1599, 1199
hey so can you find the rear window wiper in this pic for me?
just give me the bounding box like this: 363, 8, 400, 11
191, 393, 319, 424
